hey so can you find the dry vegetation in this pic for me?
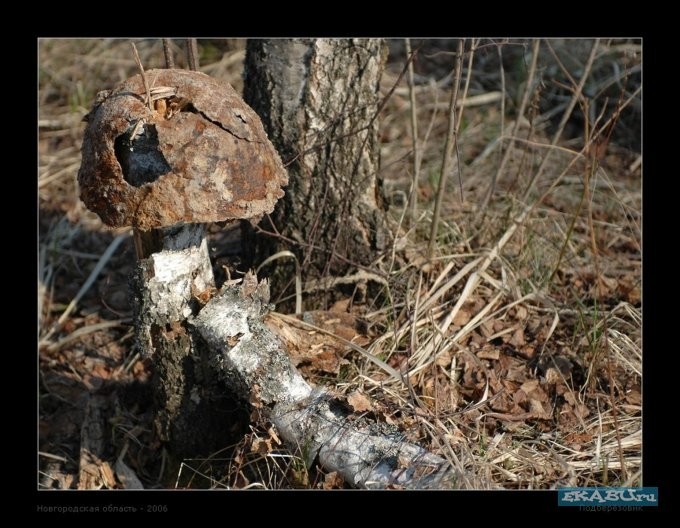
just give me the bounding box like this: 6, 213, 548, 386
38, 38, 641, 490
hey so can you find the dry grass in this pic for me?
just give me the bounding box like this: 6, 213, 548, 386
38, 38, 641, 490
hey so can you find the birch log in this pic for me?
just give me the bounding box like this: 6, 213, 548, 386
130, 225, 242, 457
190, 273, 478, 489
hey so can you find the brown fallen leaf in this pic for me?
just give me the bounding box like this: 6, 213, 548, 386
480, 319, 495, 338
251, 437, 272, 455
347, 391, 373, 413
477, 347, 500, 360
564, 432, 593, 446
515, 305, 528, 321
520, 379, 540, 393
330, 298, 351, 313
264, 311, 370, 375
625, 387, 641, 406
323, 471, 345, 489
453, 308, 471, 326
510, 327, 525, 347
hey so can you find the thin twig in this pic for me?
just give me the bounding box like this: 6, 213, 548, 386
256, 250, 302, 314
427, 39, 464, 260
162, 39, 175, 68
186, 38, 199, 71
40, 232, 130, 344
453, 38, 479, 201
413, 84, 640, 365
580, 94, 628, 481
405, 39, 420, 225
480, 39, 540, 214
491, 42, 506, 205
522, 39, 601, 200
130, 42, 152, 111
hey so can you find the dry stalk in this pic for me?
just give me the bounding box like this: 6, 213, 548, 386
427, 39, 464, 260
162, 38, 175, 68
130, 42, 152, 111
480, 39, 541, 213
186, 38, 199, 71
405, 39, 421, 224
40, 232, 130, 344
522, 39, 601, 201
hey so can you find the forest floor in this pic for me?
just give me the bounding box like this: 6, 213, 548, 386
38, 39, 641, 490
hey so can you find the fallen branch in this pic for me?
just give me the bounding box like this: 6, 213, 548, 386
190, 273, 481, 489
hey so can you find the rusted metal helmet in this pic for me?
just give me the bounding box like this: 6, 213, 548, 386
78, 69, 288, 230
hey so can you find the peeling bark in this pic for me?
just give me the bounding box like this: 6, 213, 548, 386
131, 227, 475, 487
191, 274, 477, 489
130, 225, 247, 457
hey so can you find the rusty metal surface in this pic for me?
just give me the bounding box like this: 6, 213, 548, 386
78, 69, 288, 229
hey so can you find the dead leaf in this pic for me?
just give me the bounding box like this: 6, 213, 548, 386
529, 399, 550, 419
268, 426, 281, 446
617, 277, 641, 304
347, 391, 373, 413
515, 344, 536, 360
515, 305, 528, 321
544, 367, 563, 385
192, 285, 217, 306
323, 471, 345, 489
330, 299, 351, 313
563, 391, 578, 406
564, 432, 593, 446
625, 387, 641, 406
470, 331, 486, 347
251, 437, 272, 455
520, 379, 540, 393
240, 272, 259, 298
510, 327, 525, 347
435, 348, 453, 366
309, 349, 342, 374
265, 311, 368, 375
480, 319, 495, 338
453, 309, 471, 326
512, 389, 528, 407
226, 333, 243, 347
477, 347, 500, 360
590, 275, 619, 299
574, 403, 590, 419
398, 453, 411, 469
249, 384, 263, 408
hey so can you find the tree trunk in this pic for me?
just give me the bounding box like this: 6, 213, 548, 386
130, 225, 248, 460
243, 39, 390, 307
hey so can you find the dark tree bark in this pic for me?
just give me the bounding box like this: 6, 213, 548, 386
130, 227, 248, 460
243, 39, 390, 306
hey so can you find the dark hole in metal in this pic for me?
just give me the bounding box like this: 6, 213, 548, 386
114, 123, 171, 187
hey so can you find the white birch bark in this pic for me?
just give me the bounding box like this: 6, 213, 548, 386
190, 273, 478, 489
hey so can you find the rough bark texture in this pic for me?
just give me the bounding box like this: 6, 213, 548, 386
130, 225, 247, 457
243, 39, 390, 301
130, 228, 477, 488
191, 274, 480, 489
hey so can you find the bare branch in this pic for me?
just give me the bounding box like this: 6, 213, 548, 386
162, 38, 175, 68
130, 42, 152, 111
